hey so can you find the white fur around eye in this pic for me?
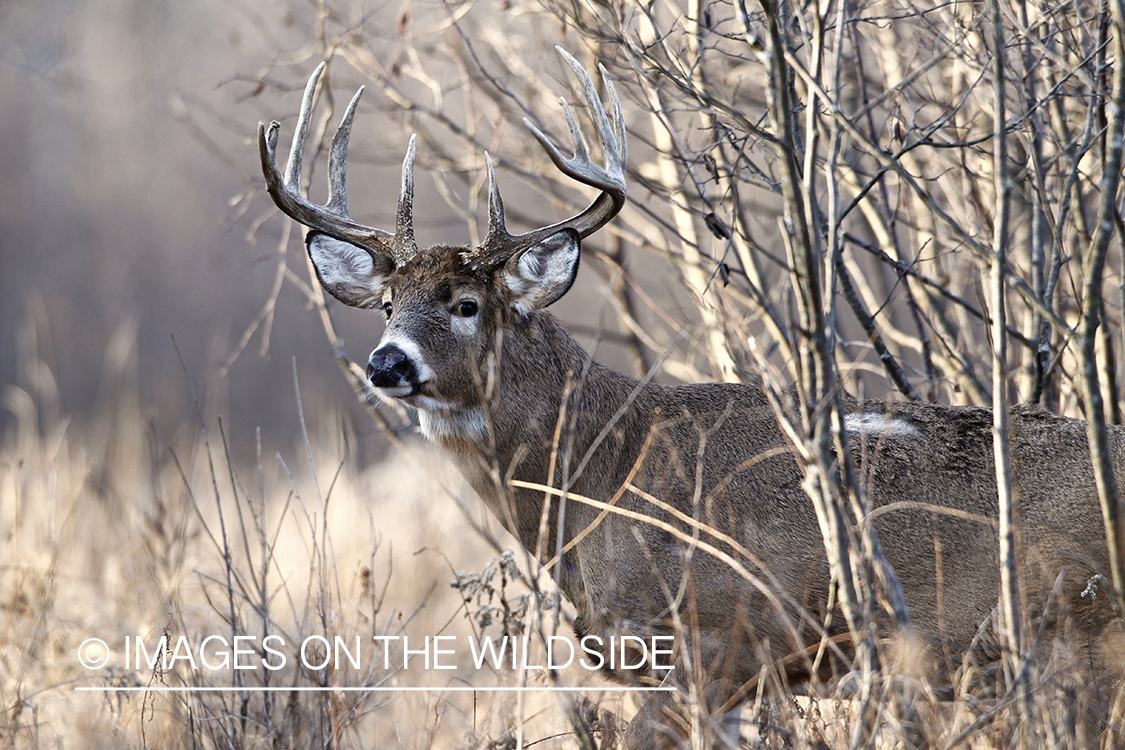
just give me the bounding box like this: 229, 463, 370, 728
450, 296, 481, 337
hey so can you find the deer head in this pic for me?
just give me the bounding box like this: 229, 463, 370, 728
258, 48, 626, 421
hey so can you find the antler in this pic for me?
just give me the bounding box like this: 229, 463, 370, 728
465, 47, 628, 272
258, 63, 419, 267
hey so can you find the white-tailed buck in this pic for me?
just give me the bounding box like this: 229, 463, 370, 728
260, 50, 1121, 747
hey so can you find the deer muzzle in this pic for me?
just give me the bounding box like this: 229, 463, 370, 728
366, 344, 419, 395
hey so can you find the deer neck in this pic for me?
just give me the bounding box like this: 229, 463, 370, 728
420, 311, 644, 554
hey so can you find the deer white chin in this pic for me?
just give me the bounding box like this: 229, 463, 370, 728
372, 384, 416, 399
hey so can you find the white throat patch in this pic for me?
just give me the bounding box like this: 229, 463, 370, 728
418, 403, 488, 441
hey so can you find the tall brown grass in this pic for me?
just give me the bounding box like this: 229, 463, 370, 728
3, 319, 1124, 748
0, 317, 633, 748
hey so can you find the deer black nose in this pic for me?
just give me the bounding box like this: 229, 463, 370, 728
366, 344, 417, 388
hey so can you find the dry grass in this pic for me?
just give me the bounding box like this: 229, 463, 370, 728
2, 327, 1124, 749
0, 332, 634, 749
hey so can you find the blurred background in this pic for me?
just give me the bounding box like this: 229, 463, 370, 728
0, 0, 344, 452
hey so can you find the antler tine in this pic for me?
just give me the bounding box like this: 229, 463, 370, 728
285, 62, 323, 188
601, 65, 628, 170
556, 97, 590, 165
258, 64, 398, 260
467, 47, 627, 272
325, 84, 365, 215
392, 135, 417, 265
481, 152, 507, 246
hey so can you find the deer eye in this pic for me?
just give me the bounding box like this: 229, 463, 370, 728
457, 299, 479, 318
382, 301, 393, 318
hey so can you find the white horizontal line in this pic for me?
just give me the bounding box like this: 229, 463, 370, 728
76, 686, 674, 693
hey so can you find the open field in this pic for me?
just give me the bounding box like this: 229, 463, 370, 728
0, 333, 613, 748
3, 330, 1124, 749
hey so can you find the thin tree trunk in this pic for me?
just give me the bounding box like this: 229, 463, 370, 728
1081, 0, 1125, 622
986, 0, 1028, 738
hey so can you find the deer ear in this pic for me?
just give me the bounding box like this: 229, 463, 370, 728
306, 231, 394, 308
503, 228, 581, 313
